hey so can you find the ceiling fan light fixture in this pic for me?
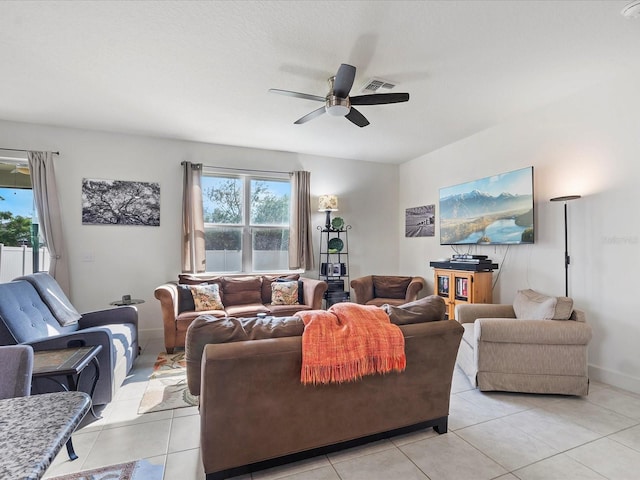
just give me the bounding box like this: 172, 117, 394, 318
325, 95, 350, 117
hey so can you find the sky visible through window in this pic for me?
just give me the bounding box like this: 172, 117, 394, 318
0, 187, 35, 218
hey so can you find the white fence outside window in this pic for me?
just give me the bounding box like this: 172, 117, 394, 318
0, 245, 51, 282
205, 250, 288, 273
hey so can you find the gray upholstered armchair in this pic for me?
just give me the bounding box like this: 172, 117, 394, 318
0, 273, 138, 405
350, 275, 425, 307
455, 289, 592, 396
0, 345, 34, 399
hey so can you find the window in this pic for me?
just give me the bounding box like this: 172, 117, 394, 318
202, 174, 290, 273
0, 161, 48, 279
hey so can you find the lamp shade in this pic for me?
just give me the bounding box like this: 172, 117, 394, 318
318, 194, 338, 211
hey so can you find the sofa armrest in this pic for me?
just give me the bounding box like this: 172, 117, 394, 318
25, 328, 113, 355
155, 283, 180, 352
299, 277, 327, 310
475, 318, 592, 345
405, 277, 426, 302
455, 303, 515, 324
80, 306, 138, 329
350, 276, 374, 304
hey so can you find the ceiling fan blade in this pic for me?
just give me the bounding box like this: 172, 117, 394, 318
333, 64, 356, 98
345, 108, 369, 128
269, 89, 325, 102
294, 106, 326, 124
350, 93, 410, 105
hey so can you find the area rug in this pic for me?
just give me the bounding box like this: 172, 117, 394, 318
48, 459, 163, 480
137, 351, 199, 414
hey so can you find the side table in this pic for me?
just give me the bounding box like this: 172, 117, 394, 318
110, 298, 145, 306
32, 345, 102, 459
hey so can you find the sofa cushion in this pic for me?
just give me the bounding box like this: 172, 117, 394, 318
178, 274, 223, 286
513, 289, 574, 320
185, 314, 304, 395
261, 274, 300, 304
0, 281, 72, 344
225, 303, 270, 317
15, 273, 81, 327
382, 295, 446, 325
373, 276, 412, 299
271, 281, 299, 305
189, 284, 224, 311
222, 276, 263, 306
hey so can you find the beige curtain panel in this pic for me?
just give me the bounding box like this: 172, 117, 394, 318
182, 162, 206, 273
289, 170, 314, 270
27, 151, 71, 295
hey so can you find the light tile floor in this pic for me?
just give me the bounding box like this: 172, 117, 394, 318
44, 335, 640, 480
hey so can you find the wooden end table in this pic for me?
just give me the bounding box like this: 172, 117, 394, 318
32, 345, 102, 460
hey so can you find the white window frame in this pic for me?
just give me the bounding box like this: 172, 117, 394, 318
202, 172, 291, 273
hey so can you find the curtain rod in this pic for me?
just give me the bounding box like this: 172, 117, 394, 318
181, 161, 291, 176
0, 148, 60, 155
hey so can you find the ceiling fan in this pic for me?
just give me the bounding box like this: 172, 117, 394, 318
269, 63, 409, 127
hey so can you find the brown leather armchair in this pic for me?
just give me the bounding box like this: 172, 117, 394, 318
350, 275, 425, 307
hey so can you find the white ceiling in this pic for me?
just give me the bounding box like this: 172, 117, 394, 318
1, 1, 639, 164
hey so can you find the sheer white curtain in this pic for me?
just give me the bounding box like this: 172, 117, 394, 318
27, 151, 70, 294
182, 162, 206, 273
289, 170, 314, 270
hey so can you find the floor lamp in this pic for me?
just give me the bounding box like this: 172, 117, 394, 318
550, 195, 581, 297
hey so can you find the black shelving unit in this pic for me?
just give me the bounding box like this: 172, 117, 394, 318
318, 225, 351, 307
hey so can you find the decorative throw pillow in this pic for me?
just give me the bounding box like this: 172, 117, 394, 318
513, 289, 574, 320
383, 295, 446, 325
262, 274, 300, 303
189, 284, 224, 311
271, 281, 299, 306
372, 276, 412, 299
276, 278, 304, 304
177, 284, 197, 313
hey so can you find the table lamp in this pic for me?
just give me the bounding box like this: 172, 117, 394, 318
318, 194, 338, 229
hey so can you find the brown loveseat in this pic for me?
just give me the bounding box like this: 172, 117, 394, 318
185, 296, 463, 480
154, 274, 327, 353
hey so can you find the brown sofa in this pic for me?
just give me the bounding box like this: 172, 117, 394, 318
350, 275, 425, 306
154, 274, 327, 353
185, 296, 463, 480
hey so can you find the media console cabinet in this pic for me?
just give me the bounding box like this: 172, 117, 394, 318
431, 267, 494, 320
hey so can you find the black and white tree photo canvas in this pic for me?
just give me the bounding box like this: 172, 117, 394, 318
82, 178, 160, 226
405, 204, 435, 237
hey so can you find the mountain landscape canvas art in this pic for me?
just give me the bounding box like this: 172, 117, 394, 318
439, 167, 534, 245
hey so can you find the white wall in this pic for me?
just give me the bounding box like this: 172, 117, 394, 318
399, 73, 640, 393
0, 120, 398, 335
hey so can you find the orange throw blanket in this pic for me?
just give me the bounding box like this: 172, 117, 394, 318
297, 303, 406, 385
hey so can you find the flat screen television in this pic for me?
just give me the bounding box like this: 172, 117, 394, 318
439, 166, 534, 245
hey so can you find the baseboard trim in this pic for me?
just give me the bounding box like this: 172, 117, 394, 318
589, 364, 640, 395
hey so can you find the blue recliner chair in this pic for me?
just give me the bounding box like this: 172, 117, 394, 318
0, 273, 138, 405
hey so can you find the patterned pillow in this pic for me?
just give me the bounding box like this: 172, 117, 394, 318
189, 284, 224, 311
271, 281, 300, 306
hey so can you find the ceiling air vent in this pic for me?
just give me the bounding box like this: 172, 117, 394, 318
359, 78, 396, 94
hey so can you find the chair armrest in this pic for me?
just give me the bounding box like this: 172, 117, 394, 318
475, 318, 592, 345
455, 304, 515, 324
405, 277, 425, 302
299, 277, 327, 310
25, 328, 113, 353
79, 306, 138, 329
350, 276, 374, 304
